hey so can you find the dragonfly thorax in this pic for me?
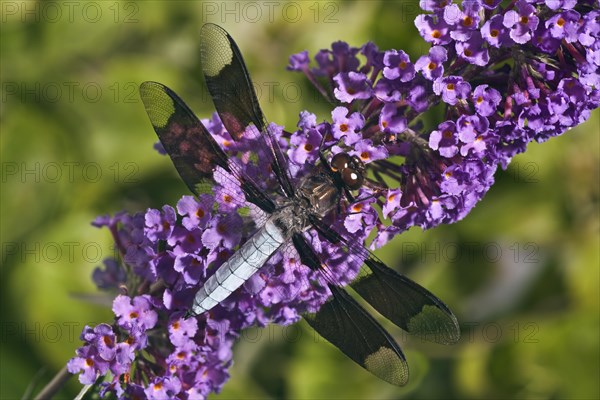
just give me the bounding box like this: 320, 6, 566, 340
297, 168, 342, 218
295, 152, 366, 218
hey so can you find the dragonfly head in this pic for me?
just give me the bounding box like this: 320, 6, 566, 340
330, 152, 365, 191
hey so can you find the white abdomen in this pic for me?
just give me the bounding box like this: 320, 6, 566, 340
190, 219, 286, 315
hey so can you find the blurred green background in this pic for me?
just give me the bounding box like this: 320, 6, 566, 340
1, 1, 598, 399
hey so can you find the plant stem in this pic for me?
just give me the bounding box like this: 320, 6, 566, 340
33, 366, 72, 400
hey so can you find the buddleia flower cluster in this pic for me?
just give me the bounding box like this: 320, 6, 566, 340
289, 0, 599, 247
67, 1, 599, 398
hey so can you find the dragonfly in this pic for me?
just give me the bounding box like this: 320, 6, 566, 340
139, 23, 459, 386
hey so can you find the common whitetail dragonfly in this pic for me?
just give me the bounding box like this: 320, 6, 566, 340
140, 23, 459, 386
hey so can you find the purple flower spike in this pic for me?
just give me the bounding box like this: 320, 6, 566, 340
415, 13, 452, 45
145, 205, 176, 242
288, 50, 310, 71
481, 14, 512, 48
416, 46, 447, 81
144, 376, 182, 399
420, 0, 450, 12
297, 110, 317, 130
201, 212, 243, 250
457, 114, 489, 144
174, 253, 206, 285
91, 324, 118, 361
361, 42, 385, 71
314, 41, 360, 76
545, 0, 577, 11
383, 50, 416, 82
503, 0, 540, 44
429, 120, 459, 158
444, 2, 482, 42
472, 84, 502, 116
344, 196, 378, 234
480, 0, 502, 10
288, 126, 322, 165
379, 103, 408, 134
382, 188, 402, 219
168, 226, 203, 254
92, 258, 126, 290
333, 72, 373, 103
176, 195, 211, 231
456, 31, 490, 66
331, 106, 365, 145
67, 345, 110, 385
434, 76, 471, 105
351, 139, 388, 164
546, 10, 581, 42
113, 295, 158, 332
168, 316, 198, 347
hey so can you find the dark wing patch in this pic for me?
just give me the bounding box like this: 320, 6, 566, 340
200, 23, 265, 138
199, 23, 295, 198
303, 284, 409, 386
356, 257, 460, 344
309, 216, 460, 345
293, 233, 409, 386
139, 81, 276, 213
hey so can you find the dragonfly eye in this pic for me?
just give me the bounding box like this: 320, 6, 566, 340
342, 168, 364, 190
331, 153, 351, 172
350, 155, 363, 169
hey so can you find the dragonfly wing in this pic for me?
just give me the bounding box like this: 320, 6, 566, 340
292, 233, 409, 386
308, 215, 460, 344
200, 23, 295, 198
139, 81, 276, 213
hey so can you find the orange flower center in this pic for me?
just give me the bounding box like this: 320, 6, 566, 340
103, 335, 114, 346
